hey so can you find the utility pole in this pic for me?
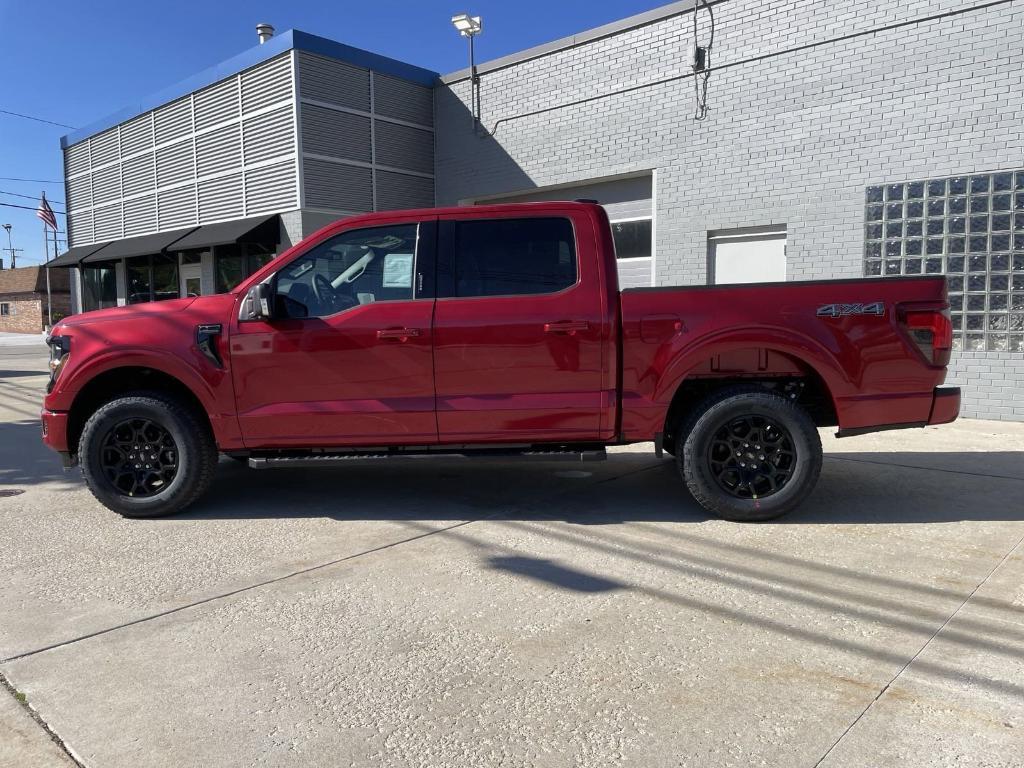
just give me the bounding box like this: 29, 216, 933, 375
2, 223, 22, 269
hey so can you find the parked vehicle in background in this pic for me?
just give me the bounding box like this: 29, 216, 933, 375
40, 202, 959, 521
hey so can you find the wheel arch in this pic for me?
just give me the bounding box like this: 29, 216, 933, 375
66, 366, 214, 458
660, 346, 839, 455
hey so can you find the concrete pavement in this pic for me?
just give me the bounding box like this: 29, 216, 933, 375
1, 348, 1022, 767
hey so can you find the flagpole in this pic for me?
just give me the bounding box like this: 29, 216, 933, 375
46, 222, 55, 328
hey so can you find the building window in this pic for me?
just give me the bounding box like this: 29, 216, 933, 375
0, 303, 9, 316
126, 254, 180, 304
82, 263, 118, 312
865, 170, 1024, 352
610, 219, 652, 259
708, 227, 787, 284
215, 243, 276, 293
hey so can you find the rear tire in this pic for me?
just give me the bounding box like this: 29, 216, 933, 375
677, 386, 822, 521
78, 392, 218, 518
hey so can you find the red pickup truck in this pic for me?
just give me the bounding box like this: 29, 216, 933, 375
41, 202, 959, 521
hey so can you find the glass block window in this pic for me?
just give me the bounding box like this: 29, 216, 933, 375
864, 170, 1024, 352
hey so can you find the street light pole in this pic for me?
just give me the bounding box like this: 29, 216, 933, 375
450, 13, 483, 131
2, 224, 13, 269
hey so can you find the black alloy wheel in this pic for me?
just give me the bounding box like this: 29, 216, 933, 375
79, 392, 218, 518
706, 415, 796, 499
676, 386, 822, 522
100, 418, 179, 497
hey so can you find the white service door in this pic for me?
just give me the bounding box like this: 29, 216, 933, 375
180, 263, 203, 298
711, 233, 787, 284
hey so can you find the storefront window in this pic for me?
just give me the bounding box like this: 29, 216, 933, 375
126, 254, 179, 303
82, 263, 118, 312
152, 254, 179, 301
126, 256, 152, 305
216, 243, 276, 293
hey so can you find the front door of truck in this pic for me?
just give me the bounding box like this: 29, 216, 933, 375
432, 209, 612, 443
230, 218, 437, 448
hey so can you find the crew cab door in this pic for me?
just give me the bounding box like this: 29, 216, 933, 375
433, 208, 613, 443
230, 217, 437, 448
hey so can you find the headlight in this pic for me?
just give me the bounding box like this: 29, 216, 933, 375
46, 334, 71, 393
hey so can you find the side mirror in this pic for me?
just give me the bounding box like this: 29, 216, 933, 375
248, 282, 275, 321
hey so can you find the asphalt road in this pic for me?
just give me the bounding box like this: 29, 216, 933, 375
1, 341, 1022, 767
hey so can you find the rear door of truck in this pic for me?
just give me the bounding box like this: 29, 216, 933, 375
432, 205, 615, 443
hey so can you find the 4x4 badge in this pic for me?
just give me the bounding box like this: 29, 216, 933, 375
817, 302, 885, 318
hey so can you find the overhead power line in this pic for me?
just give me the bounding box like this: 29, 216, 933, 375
0, 200, 66, 215
0, 109, 76, 129
0, 176, 64, 185
0, 189, 65, 206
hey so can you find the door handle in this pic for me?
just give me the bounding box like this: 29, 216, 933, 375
377, 327, 421, 341
543, 320, 589, 335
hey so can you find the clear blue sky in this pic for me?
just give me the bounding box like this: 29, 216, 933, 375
0, 0, 666, 265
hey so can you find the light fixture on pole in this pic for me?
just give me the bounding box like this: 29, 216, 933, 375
451, 13, 483, 130
2, 224, 12, 269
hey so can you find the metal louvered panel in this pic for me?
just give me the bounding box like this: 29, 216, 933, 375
375, 170, 434, 211
158, 185, 197, 230
243, 107, 295, 165
194, 78, 239, 132
195, 123, 241, 178
89, 129, 119, 167
156, 139, 194, 187
245, 162, 297, 215
123, 195, 157, 237
297, 52, 369, 111
374, 121, 434, 175
68, 210, 93, 248
64, 142, 90, 177
91, 164, 121, 205
92, 203, 122, 241
120, 114, 153, 157
66, 174, 92, 210
303, 158, 372, 212
241, 54, 293, 113
373, 74, 433, 127
154, 98, 193, 145
198, 173, 243, 221
301, 105, 371, 163
121, 153, 155, 198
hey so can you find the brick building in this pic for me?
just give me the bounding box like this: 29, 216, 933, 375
52, 0, 1024, 419
0, 267, 71, 334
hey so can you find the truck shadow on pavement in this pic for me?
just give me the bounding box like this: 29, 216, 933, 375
0, 421, 79, 489
180, 448, 1024, 525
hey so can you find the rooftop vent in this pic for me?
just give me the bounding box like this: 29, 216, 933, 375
256, 23, 275, 44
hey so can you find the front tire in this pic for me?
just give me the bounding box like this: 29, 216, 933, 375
678, 387, 822, 522
78, 393, 218, 518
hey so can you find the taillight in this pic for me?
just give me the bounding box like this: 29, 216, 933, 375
901, 306, 952, 367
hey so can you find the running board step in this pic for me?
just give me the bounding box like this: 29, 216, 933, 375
248, 448, 607, 469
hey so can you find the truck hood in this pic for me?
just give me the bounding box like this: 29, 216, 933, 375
55, 296, 200, 330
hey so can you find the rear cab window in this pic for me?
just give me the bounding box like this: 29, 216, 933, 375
442, 217, 577, 298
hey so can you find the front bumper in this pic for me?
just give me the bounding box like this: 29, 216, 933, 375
40, 409, 71, 459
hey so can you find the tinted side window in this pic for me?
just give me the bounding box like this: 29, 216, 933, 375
275, 224, 418, 318
453, 217, 576, 297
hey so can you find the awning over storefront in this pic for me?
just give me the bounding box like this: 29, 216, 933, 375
170, 214, 279, 251
81, 225, 200, 264
46, 241, 112, 268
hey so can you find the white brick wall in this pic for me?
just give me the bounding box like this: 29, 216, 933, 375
435, 0, 1024, 420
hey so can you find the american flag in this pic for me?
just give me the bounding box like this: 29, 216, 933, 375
36, 192, 58, 231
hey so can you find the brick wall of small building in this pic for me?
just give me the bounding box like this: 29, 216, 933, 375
0, 295, 71, 334
435, 0, 1024, 420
